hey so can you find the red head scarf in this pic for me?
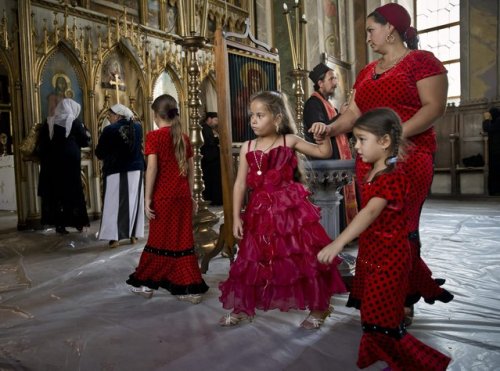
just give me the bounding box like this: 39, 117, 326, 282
375, 3, 417, 42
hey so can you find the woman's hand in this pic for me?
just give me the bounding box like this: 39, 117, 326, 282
145, 199, 155, 220
317, 241, 344, 264
309, 122, 331, 137
233, 217, 244, 240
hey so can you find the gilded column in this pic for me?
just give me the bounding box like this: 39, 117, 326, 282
17, 1, 38, 228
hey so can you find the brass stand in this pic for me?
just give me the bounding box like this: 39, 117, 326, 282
179, 35, 219, 256
289, 68, 308, 137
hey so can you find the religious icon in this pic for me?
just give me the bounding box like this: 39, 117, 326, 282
47, 73, 74, 117
101, 56, 126, 91
230, 58, 276, 143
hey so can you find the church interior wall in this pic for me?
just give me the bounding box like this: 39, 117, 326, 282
1, 0, 499, 229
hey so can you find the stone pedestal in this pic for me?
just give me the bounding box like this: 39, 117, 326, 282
307, 159, 356, 280
306, 159, 355, 239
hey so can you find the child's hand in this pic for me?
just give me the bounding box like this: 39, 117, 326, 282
317, 241, 344, 264
233, 218, 244, 239
313, 132, 327, 143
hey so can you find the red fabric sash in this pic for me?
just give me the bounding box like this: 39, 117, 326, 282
312, 92, 358, 225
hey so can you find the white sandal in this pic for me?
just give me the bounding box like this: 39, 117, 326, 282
130, 286, 154, 299
219, 312, 253, 327
176, 294, 202, 304
300, 305, 333, 330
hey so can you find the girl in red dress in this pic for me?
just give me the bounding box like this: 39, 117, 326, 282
219, 91, 346, 328
127, 94, 208, 303
318, 108, 451, 370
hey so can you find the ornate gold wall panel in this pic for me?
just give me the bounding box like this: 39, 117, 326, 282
1, 0, 253, 228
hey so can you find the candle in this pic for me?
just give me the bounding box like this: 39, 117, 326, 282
189, 0, 195, 34
294, 0, 300, 68
177, 0, 186, 36
283, 3, 297, 69
300, 14, 307, 69
200, 0, 208, 37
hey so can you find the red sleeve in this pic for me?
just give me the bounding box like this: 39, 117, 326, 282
144, 130, 157, 156
409, 50, 447, 82
370, 170, 407, 211
184, 134, 193, 159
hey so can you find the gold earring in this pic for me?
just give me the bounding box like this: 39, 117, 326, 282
385, 34, 395, 43
275, 124, 280, 134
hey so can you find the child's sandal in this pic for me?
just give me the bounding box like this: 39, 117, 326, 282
219, 312, 253, 327
300, 305, 333, 330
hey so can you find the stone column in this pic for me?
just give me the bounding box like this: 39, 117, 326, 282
307, 159, 355, 239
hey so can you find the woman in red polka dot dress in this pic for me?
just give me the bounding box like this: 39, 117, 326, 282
318, 108, 451, 370
310, 3, 453, 322
126, 94, 209, 303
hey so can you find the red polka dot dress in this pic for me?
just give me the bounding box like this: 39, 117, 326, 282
349, 167, 451, 370
127, 127, 208, 295
353, 50, 453, 306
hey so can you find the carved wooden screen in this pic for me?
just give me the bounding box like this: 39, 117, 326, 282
212, 25, 280, 259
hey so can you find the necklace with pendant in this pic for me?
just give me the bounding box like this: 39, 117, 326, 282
253, 136, 279, 175
372, 49, 409, 80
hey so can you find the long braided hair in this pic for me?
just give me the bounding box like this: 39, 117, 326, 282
249, 90, 307, 183
151, 94, 188, 176
353, 107, 406, 180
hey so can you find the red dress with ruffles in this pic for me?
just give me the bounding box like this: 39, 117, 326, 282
351, 167, 451, 370
219, 140, 346, 316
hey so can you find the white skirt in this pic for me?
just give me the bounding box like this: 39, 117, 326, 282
98, 170, 144, 241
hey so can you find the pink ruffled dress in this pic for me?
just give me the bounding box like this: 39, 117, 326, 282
219, 138, 346, 316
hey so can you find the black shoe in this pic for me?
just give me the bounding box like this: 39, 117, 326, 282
424, 289, 454, 304
434, 278, 446, 286
56, 226, 69, 235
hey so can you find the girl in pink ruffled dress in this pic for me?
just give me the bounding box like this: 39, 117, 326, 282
219, 91, 347, 329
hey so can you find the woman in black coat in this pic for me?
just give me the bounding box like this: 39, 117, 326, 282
38, 98, 90, 234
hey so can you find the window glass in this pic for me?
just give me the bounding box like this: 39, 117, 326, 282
417, 1, 460, 103
419, 25, 460, 61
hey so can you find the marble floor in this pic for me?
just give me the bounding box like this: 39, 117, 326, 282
0, 199, 499, 371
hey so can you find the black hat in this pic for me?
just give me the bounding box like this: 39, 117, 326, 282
206, 112, 218, 118
308, 63, 332, 84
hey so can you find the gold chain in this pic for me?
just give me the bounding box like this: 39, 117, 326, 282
377, 49, 409, 71
372, 49, 410, 80
253, 135, 279, 176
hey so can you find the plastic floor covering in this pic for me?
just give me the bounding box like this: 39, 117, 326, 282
0, 199, 499, 370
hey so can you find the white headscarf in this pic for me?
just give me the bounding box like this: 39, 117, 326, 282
47, 98, 81, 139
110, 103, 134, 120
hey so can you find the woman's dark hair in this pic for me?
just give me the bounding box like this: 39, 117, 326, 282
368, 10, 419, 50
